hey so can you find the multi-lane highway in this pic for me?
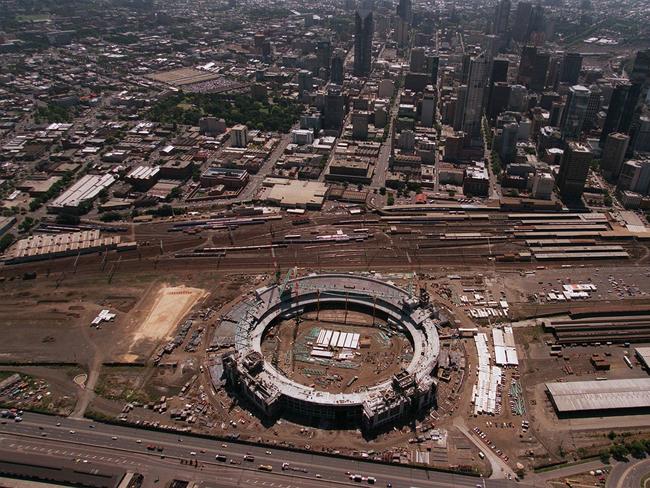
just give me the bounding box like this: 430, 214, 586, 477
0, 413, 527, 488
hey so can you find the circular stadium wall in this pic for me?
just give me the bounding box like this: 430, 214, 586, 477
220, 273, 440, 432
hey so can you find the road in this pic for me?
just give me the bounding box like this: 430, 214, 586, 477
607, 458, 650, 488
453, 418, 516, 480
0, 413, 528, 488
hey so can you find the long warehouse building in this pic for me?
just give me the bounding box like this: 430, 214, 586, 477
546, 378, 650, 417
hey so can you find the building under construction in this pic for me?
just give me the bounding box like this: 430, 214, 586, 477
220, 273, 440, 432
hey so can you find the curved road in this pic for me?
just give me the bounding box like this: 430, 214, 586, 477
607, 459, 650, 488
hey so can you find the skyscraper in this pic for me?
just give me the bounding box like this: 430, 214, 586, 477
600, 82, 630, 146
317, 39, 332, 71
395, 0, 412, 48
491, 58, 509, 84
354, 8, 374, 77
330, 49, 345, 85
461, 52, 490, 143
556, 141, 593, 200
601, 132, 630, 180
428, 54, 440, 85
512, 2, 532, 42
323, 85, 345, 131
396, 0, 412, 23
420, 85, 436, 127
517, 45, 537, 86
517, 45, 548, 91
530, 51, 549, 92
409, 47, 426, 73
493, 0, 511, 35
561, 85, 590, 139
626, 49, 650, 154
559, 52, 583, 85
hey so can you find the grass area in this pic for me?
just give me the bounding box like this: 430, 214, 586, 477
148, 92, 302, 132
94, 367, 151, 403
641, 472, 650, 488
534, 456, 602, 473
0, 370, 19, 381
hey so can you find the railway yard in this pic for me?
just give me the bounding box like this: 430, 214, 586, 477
2, 206, 650, 483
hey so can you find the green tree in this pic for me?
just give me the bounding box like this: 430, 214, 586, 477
0, 233, 15, 252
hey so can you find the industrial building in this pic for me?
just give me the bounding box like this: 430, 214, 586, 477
5, 229, 122, 263
265, 180, 329, 209
221, 274, 440, 432
546, 378, 650, 417
47, 174, 116, 213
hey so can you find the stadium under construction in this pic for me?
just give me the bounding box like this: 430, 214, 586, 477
221, 273, 441, 432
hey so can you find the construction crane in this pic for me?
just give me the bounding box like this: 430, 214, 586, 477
278, 266, 298, 298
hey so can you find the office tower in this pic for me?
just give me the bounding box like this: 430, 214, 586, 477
324, 85, 345, 131
617, 159, 650, 194
583, 84, 602, 130
498, 122, 519, 164
428, 54, 440, 85
378, 79, 395, 98
420, 85, 436, 127
297, 70, 313, 98
491, 58, 509, 84
530, 51, 549, 91
374, 101, 388, 128
630, 49, 650, 101
634, 117, 650, 153
528, 3, 545, 43
461, 52, 490, 142
488, 82, 511, 120
453, 85, 467, 131
484, 34, 499, 64
261, 41, 272, 59
461, 53, 471, 84
493, 0, 511, 35
549, 100, 564, 127
508, 84, 528, 112
395, 0, 412, 48
254, 33, 266, 50
518, 46, 548, 91
410, 47, 426, 73
517, 46, 537, 86
561, 85, 590, 139
600, 82, 630, 145
397, 0, 412, 23
601, 132, 630, 180
545, 56, 561, 90
512, 2, 532, 42
556, 141, 593, 200
626, 49, 650, 152
398, 130, 416, 150
352, 111, 369, 139
330, 49, 345, 85
540, 91, 560, 110
317, 39, 332, 71
354, 7, 374, 77
231, 124, 248, 148
532, 172, 555, 199
560, 52, 582, 85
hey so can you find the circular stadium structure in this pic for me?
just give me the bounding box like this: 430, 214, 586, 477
221, 273, 440, 432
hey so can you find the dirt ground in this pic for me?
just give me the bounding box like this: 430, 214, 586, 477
261, 310, 412, 393
130, 284, 207, 347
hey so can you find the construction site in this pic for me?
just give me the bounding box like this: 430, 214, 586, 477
3, 207, 650, 480
221, 273, 440, 432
